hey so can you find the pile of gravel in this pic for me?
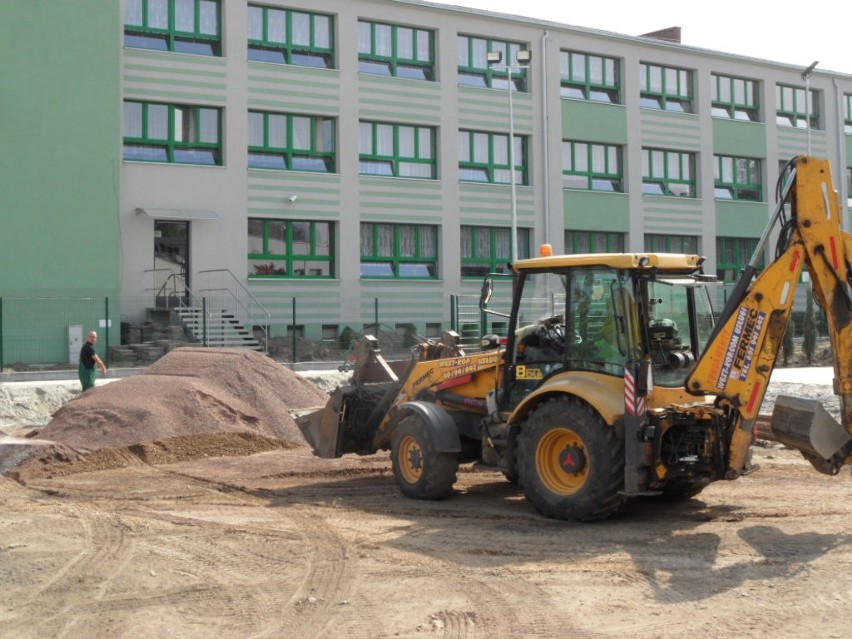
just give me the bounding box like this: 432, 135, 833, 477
8, 348, 334, 480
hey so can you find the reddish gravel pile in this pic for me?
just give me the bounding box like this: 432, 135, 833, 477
12, 348, 331, 479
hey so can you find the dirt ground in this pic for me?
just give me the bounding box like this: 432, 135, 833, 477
0, 442, 849, 638
1, 345, 851, 639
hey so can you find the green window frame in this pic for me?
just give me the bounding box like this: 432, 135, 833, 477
642, 148, 695, 198
359, 121, 436, 179
125, 0, 220, 56
248, 218, 334, 278
247, 4, 333, 68
459, 130, 528, 185
248, 111, 335, 172
461, 226, 531, 277
562, 141, 623, 192
711, 74, 759, 121
457, 35, 529, 91
716, 237, 761, 282
560, 50, 619, 103
360, 223, 438, 278
843, 94, 852, 134
644, 234, 699, 254
640, 63, 693, 113
714, 156, 762, 201
123, 100, 221, 165
776, 84, 820, 129
358, 20, 434, 81
564, 230, 625, 254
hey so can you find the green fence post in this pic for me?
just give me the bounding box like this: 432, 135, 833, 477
292, 297, 297, 363
374, 297, 379, 332
0, 297, 3, 371
450, 295, 457, 332
202, 297, 208, 346
104, 297, 110, 367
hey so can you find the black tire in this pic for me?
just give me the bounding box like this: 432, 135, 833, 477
517, 397, 624, 521
391, 414, 459, 500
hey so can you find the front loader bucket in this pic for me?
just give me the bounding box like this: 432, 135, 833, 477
297, 382, 401, 458
297, 392, 345, 459
771, 395, 852, 474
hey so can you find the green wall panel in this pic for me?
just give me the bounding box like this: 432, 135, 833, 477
715, 200, 770, 237
561, 100, 627, 144
563, 191, 629, 232
0, 0, 121, 298
712, 119, 767, 158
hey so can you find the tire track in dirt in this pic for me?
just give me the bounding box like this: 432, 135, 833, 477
3, 505, 135, 638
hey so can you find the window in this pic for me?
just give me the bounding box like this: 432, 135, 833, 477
560, 51, 619, 103
640, 63, 693, 113
248, 111, 335, 172
358, 20, 434, 80
248, 218, 334, 278
321, 325, 338, 342
847, 168, 852, 207
644, 234, 699, 254
247, 4, 333, 68
711, 74, 759, 121
564, 230, 625, 254
844, 94, 852, 134
716, 237, 760, 282
461, 226, 531, 277
459, 130, 528, 184
359, 121, 436, 178
562, 141, 623, 191
125, 0, 220, 56
360, 223, 438, 278
714, 156, 762, 201
124, 101, 221, 165
776, 84, 819, 129
458, 35, 528, 91
642, 149, 696, 197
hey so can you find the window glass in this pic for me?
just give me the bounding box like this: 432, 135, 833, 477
291, 12, 310, 46
175, 0, 195, 32
268, 9, 286, 43
149, 104, 169, 139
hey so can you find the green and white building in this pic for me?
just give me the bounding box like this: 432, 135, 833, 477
2, 0, 852, 364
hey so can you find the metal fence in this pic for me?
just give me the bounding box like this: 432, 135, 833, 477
0, 282, 829, 371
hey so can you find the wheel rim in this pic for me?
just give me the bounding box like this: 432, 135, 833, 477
536, 427, 589, 495
398, 434, 424, 484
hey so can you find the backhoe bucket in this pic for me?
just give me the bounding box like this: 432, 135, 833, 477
771, 395, 852, 473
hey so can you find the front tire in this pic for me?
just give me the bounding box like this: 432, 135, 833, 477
518, 397, 624, 521
391, 414, 459, 500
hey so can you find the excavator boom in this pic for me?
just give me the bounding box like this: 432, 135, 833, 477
687, 156, 852, 474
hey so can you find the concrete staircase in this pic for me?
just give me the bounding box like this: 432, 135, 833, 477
173, 307, 263, 351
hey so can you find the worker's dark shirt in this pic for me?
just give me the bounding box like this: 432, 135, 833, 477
80, 341, 96, 370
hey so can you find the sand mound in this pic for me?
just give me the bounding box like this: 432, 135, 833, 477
10, 348, 331, 479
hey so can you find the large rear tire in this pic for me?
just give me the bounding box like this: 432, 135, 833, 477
391, 414, 459, 500
518, 397, 624, 521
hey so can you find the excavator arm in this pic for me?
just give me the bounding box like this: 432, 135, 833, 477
686, 156, 852, 475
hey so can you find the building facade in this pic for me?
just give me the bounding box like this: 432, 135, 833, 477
3, 0, 852, 363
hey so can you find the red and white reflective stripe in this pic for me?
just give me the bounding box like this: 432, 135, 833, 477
624, 367, 646, 416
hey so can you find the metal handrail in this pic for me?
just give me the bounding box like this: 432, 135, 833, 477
197, 268, 270, 350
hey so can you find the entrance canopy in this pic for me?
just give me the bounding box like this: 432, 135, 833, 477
134, 207, 219, 220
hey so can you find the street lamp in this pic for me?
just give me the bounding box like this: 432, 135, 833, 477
487, 49, 531, 264
801, 60, 819, 156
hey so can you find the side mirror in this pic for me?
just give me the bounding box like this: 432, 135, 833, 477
479, 277, 493, 310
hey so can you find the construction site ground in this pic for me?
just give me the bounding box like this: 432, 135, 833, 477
1, 351, 851, 638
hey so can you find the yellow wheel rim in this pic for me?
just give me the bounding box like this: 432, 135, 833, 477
536, 428, 589, 495
398, 434, 424, 484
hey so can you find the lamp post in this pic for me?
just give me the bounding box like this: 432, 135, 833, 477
487, 49, 531, 264
801, 60, 819, 156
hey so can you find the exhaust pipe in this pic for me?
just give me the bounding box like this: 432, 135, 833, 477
771, 395, 852, 475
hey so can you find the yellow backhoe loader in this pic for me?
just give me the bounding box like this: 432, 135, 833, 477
298, 155, 852, 520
